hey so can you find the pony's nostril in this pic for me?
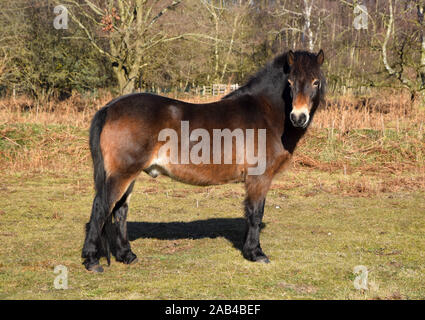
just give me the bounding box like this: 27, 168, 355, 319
290, 113, 296, 123
298, 113, 307, 124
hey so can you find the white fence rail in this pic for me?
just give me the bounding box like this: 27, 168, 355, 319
141, 84, 240, 96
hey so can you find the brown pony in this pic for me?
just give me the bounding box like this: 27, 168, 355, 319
82, 50, 326, 272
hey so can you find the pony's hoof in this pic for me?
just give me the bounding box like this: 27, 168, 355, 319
256, 255, 270, 263
125, 253, 138, 265
243, 248, 270, 263
117, 252, 138, 265
87, 264, 104, 273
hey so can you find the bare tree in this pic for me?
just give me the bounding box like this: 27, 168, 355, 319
57, 0, 185, 94
270, 0, 328, 51
382, 0, 425, 101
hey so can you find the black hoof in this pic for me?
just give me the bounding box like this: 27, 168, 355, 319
255, 255, 270, 263
243, 248, 270, 263
87, 264, 104, 273
117, 251, 138, 265
83, 256, 104, 273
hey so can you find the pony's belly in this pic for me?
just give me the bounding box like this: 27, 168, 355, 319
143, 163, 246, 186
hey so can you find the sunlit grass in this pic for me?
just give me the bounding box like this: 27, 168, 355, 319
0, 170, 424, 299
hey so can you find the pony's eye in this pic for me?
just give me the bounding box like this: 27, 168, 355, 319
312, 79, 320, 87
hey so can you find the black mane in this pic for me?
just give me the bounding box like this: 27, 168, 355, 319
222, 52, 291, 105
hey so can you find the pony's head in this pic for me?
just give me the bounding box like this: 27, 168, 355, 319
285, 50, 325, 128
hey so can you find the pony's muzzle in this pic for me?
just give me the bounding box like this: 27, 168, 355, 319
290, 108, 309, 128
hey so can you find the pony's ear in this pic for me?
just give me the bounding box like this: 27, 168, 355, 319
284, 50, 295, 73
287, 50, 295, 66
316, 49, 324, 65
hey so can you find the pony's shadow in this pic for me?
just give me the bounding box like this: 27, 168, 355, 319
128, 218, 266, 253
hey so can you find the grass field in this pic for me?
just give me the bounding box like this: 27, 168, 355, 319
0, 93, 424, 299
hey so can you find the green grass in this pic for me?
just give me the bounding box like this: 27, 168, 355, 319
0, 170, 424, 299
0, 121, 424, 299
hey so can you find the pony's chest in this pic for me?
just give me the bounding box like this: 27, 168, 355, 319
268, 144, 292, 175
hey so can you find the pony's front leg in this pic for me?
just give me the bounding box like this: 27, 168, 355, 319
243, 177, 271, 263
243, 197, 269, 262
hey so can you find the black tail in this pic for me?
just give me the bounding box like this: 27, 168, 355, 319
90, 106, 108, 196
83, 106, 112, 267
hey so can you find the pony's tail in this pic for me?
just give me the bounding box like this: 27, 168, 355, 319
90, 106, 108, 196
89, 106, 112, 265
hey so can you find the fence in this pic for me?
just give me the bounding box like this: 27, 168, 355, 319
201, 84, 240, 96
141, 83, 240, 96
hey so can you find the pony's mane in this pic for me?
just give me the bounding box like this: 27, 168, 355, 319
223, 52, 289, 99
223, 50, 326, 102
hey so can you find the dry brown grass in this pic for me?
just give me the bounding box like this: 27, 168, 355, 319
0, 91, 114, 127
1, 89, 421, 127
0, 91, 423, 188
313, 91, 423, 132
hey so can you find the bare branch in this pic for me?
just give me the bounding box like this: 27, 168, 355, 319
381, 0, 413, 89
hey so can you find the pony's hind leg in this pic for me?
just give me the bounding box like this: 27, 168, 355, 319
112, 180, 138, 265
82, 174, 137, 272
82, 192, 109, 273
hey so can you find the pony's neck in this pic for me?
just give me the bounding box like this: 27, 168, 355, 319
281, 121, 307, 154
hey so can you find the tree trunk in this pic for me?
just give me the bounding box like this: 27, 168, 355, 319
303, 0, 314, 51
417, 3, 425, 89
113, 64, 137, 95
